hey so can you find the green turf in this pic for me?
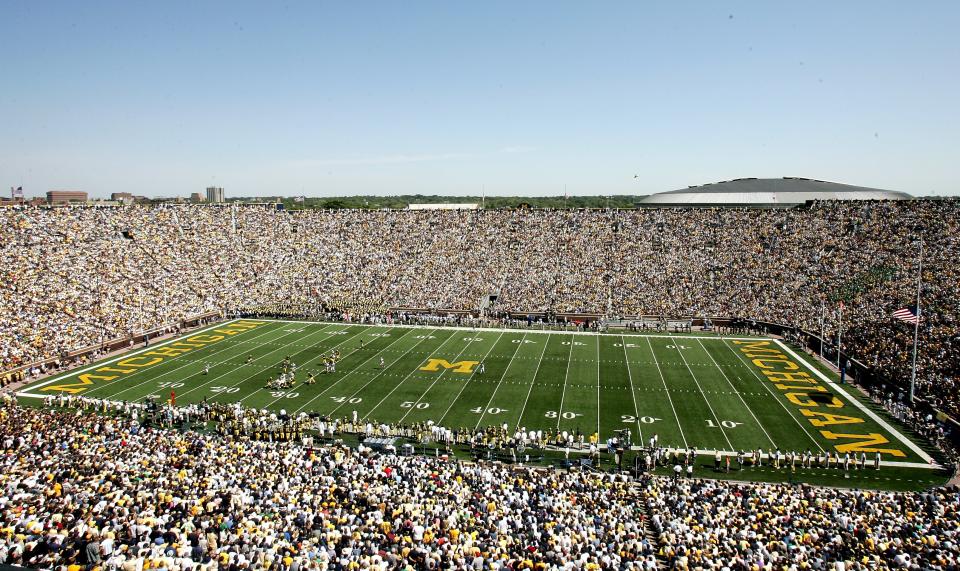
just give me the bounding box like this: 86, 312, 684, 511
19, 318, 937, 471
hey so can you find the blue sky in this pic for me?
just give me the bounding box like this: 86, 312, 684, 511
1, 1, 957, 198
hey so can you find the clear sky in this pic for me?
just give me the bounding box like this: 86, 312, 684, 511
1, 1, 957, 198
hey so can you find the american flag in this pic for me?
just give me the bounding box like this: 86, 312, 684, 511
892, 305, 921, 325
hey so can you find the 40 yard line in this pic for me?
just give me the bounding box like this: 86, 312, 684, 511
514, 333, 552, 431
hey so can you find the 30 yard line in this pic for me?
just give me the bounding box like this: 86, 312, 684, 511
514, 334, 552, 430
697, 338, 776, 448
721, 339, 824, 452
555, 338, 576, 431
178, 323, 349, 402
620, 335, 643, 445
436, 331, 506, 425
644, 337, 688, 449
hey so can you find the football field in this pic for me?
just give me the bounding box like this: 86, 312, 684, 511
18, 318, 936, 467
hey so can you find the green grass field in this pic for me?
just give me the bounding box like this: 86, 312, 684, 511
18, 318, 937, 470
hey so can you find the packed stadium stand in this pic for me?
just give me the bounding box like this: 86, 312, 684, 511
1, 199, 959, 569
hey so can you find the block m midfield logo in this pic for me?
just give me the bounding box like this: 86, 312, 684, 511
419, 358, 479, 374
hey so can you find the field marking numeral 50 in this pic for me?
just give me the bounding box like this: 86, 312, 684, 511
545, 410, 581, 419
401, 401, 430, 409
621, 415, 660, 424
706, 419, 742, 428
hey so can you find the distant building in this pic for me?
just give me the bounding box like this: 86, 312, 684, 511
636, 177, 911, 208
111, 192, 135, 204
190, 192, 204, 203
47, 190, 88, 205
206, 187, 225, 203
407, 203, 479, 210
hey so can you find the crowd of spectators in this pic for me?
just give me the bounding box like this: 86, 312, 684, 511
2, 399, 959, 570
0, 401, 657, 570
1, 200, 957, 416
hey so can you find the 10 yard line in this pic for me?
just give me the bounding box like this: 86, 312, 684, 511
672, 339, 735, 451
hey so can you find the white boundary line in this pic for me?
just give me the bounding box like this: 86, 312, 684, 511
257, 319, 765, 341
721, 339, 825, 453
554, 338, 576, 431
16, 319, 243, 397
775, 339, 935, 465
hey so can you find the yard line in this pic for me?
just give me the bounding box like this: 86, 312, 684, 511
290, 327, 421, 415
87, 321, 289, 401
436, 331, 506, 426
697, 338, 776, 448
595, 335, 601, 439
721, 339, 824, 452
395, 333, 487, 424
671, 340, 734, 450
475, 332, 527, 429
361, 331, 463, 421
234, 325, 378, 405
620, 335, 643, 445
644, 337, 688, 449
555, 338, 576, 431
174, 323, 347, 401
514, 334, 552, 431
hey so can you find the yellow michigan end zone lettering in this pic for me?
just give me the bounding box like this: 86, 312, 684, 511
41, 373, 117, 394
419, 358, 480, 374
37, 319, 267, 395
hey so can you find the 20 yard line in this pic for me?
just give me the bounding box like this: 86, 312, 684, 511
620, 335, 643, 445
86, 321, 292, 402
514, 334, 552, 430
644, 337, 688, 449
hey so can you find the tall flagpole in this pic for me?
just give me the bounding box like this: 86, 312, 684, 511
909, 237, 923, 404
836, 301, 843, 369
